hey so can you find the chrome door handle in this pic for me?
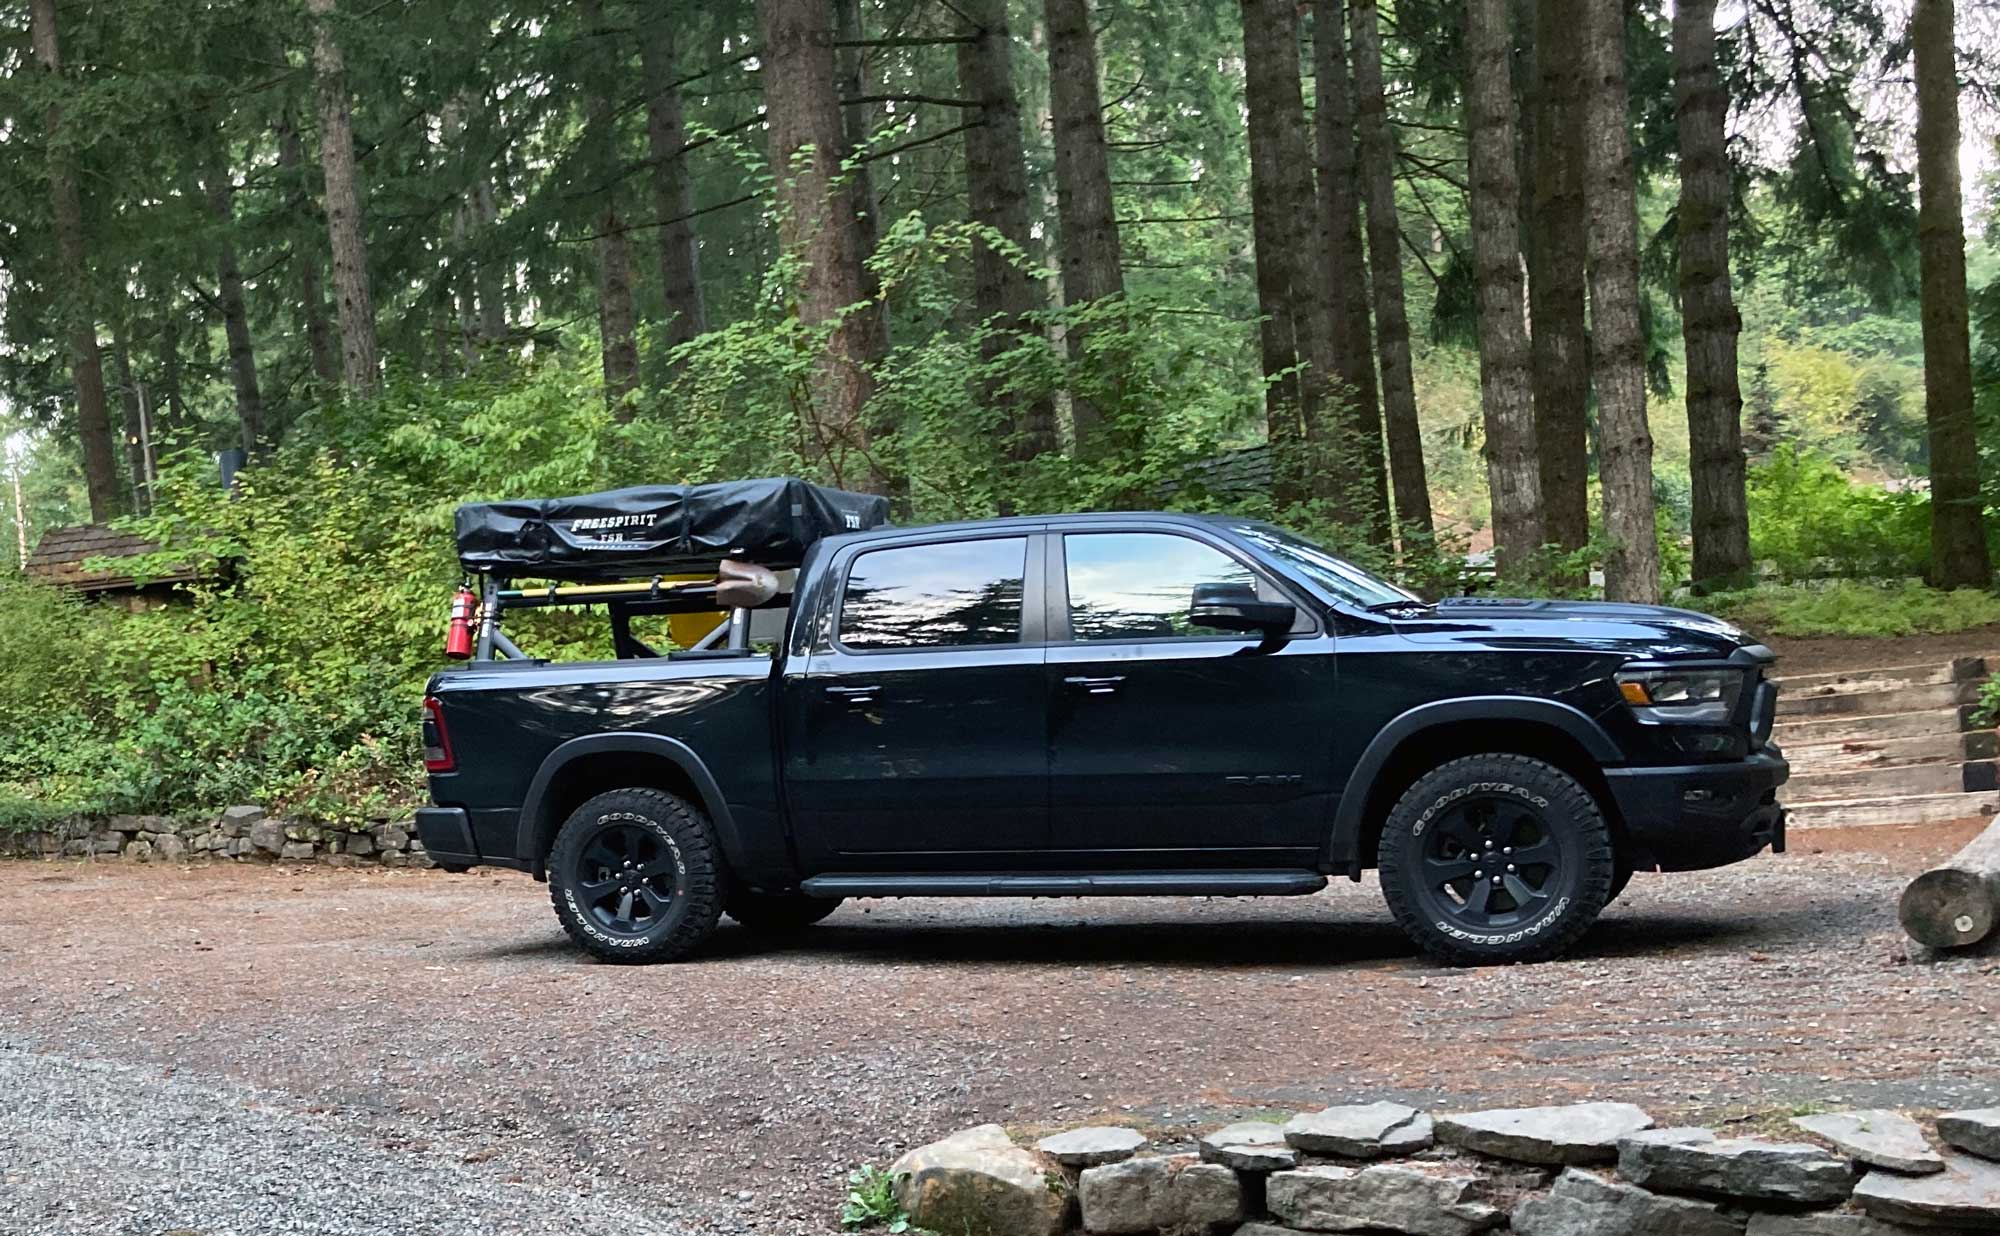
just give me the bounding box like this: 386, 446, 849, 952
1063, 675, 1125, 695
825, 684, 880, 705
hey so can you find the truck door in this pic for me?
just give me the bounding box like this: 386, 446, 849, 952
1044, 528, 1337, 864
782, 532, 1050, 871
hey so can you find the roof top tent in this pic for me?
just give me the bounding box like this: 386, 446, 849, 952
450, 477, 891, 663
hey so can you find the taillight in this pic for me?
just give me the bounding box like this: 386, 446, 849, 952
422, 696, 456, 772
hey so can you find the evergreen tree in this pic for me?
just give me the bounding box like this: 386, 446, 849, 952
305, 0, 382, 394
1351, 0, 1431, 538
1676, 0, 1750, 592
1581, 0, 1661, 602
1912, 0, 1991, 589
1466, 0, 1541, 574
27, 0, 120, 521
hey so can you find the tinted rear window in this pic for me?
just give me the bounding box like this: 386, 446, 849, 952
838, 538, 1029, 650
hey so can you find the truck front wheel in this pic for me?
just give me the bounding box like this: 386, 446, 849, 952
1376, 754, 1614, 966
547, 788, 725, 964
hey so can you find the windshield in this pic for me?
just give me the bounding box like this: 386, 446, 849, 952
1223, 522, 1423, 609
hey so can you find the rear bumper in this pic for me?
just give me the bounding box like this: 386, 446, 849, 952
1604, 748, 1789, 872
415, 807, 480, 870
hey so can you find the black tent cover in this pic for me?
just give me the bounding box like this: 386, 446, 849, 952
454, 477, 891, 581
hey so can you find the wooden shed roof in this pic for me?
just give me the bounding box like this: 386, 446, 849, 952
24, 524, 208, 594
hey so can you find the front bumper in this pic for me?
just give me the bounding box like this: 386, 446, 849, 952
1603, 748, 1788, 872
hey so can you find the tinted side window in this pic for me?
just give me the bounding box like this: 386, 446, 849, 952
1065, 532, 1259, 641
838, 538, 1028, 650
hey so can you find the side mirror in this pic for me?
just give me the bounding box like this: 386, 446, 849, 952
1190, 581, 1296, 637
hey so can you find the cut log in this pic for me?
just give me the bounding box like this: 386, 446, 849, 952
1899, 814, 2000, 948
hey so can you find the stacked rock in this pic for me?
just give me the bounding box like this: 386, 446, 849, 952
5, 804, 434, 869
881, 1100, 2000, 1236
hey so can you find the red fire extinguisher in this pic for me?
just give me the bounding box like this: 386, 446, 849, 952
444, 586, 477, 659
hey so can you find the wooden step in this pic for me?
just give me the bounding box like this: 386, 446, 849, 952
1787, 790, 2000, 830
1775, 706, 1975, 747
1783, 728, 1998, 773
1776, 678, 1980, 720
1785, 759, 1995, 803
1772, 656, 1985, 696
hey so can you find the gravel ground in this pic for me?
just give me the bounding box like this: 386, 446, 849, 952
2, 820, 1996, 1235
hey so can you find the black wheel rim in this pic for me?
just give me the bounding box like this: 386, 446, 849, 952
1413, 793, 1567, 931
572, 822, 686, 936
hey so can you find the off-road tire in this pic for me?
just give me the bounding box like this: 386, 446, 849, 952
725, 890, 843, 933
1607, 859, 1636, 904
547, 788, 725, 964
1377, 754, 1614, 967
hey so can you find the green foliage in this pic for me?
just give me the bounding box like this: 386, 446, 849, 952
1707, 581, 2000, 639
0, 793, 78, 837
1745, 449, 1931, 581
0, 276, 1262, 823
840, 1165, 913, 1233
1974, 675, 2000, 730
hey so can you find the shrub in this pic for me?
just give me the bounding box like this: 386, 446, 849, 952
1704, 580, 2000, 638
841, 1165, 913, 1232
1745, 448, 1930, 581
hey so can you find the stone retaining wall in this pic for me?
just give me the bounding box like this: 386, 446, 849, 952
887, 1101, 2000, 1236
0, 804, 434, 869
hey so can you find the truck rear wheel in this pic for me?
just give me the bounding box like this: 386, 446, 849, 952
1376, 754, 1613, 966
725, 890, 843, 933
547, 788, 724, 964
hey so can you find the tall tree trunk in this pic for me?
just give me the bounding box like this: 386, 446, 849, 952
1043, 0, 1126, 456
596, 216, 640, 414
203, 152, 266, 454
1242, 0, 1359, 525
1466, 0, 1542, 575
960, 0, 1058, 462
278, 117, 342, 387
1914, 0, 1991, 589
29, 0, 120, 522
1580, 0, 1660, 601
474, 174, 505, 341
439, 98, 478, 371
1675, 0, 1750, 592
641, 16, 707, 356
758, 0, 883, 492
581, 0, 639, 416
110, 326, 148, 512
1313, 0, 1390, 542
158, 315, 185, 431
306, 0, 381, 394
1528, 0, 1590, 565
452, 198, 480, 371
1350, 0, 1431, 538
833, 0, 890, 348
1241, 0, 1310, 509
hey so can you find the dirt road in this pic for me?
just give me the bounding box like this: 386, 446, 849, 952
1, 820, 1994, 1235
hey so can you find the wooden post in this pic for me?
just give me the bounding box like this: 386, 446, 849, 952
1898, 816, 2000, 949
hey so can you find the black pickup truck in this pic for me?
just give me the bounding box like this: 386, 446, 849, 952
418, 479, 1787, 967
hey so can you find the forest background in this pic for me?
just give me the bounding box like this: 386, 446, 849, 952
3, 0, 1999, 825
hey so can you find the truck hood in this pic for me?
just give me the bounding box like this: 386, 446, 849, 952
1388, 596, 1764, 661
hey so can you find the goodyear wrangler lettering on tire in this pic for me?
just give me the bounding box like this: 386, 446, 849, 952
1378, 754, 1614, 966
1411, 782, 1550, 836
547, 788, 724, 964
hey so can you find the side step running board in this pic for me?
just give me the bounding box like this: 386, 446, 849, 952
799, 870, 1329, 898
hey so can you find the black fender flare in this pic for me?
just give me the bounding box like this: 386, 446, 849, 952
1326, 696, 1624, 867
517, 732, 746, 875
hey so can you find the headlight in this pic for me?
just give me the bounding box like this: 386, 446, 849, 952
1615, 666, 1745, 724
